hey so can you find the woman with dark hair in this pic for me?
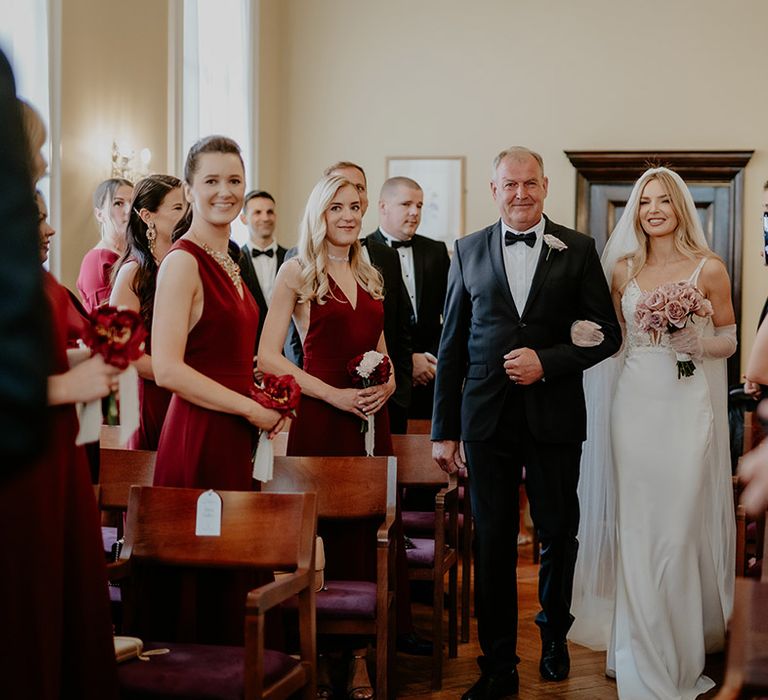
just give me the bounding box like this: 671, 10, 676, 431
76, 177, 133, 312
110, 174, 185, 449
0, 104, 120, 699
152, 136, 285, 490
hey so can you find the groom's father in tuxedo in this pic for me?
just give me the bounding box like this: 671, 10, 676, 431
432, 147, 620, 699
237, 190, 287, 347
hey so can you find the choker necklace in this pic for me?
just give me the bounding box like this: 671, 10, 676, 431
327, 253, 349, 262
190, 234, 242, 292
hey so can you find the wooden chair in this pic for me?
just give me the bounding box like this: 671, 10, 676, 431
111, 486, 317, 700
264, 456, 397, 700
406, 418, 473, 642
721, 512, 768, 698
392, 434, 458, 690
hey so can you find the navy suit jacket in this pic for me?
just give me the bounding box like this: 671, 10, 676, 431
431, 217, 620, 444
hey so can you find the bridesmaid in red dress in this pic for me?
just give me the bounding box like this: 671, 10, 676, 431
77, 177, 133, 313
259, 175, 396, 699
110, 175, 185, 450
0, 184, 121, 699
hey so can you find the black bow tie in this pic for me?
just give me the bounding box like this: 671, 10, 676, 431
504, 230, 536, 248
251, 248, 274, 258
391, 239, 412, 249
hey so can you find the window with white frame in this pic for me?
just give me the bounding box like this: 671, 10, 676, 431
182, 0, 253, 244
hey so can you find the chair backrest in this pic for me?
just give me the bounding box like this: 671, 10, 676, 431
392, 434, 449, 487
99, 448, 156, 512
267, 456, 397, 520
406, 419, 432, 435
122, 486, 316, 573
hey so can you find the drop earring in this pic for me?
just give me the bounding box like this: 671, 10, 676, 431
146, 221, 157, 256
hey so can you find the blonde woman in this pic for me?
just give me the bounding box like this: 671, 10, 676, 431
570, 167, 736, 699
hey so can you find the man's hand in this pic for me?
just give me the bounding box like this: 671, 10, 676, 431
412, 352, 437, 386
744, 379, 762, 398
503, 348, 544, 385
433, 439, 465, 475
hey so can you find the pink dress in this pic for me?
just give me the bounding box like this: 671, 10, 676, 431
77, 247, 119, 313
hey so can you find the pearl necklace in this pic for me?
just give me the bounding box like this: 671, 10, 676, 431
191, 235, 242, 292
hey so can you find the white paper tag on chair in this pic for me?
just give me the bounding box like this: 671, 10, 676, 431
195, 490, 222, 536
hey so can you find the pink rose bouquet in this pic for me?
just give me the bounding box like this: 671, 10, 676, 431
634, 281, 713, 378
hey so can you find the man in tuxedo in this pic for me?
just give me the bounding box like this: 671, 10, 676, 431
432, 147, 620, 698
237, 190, 287, 346
367, 177, 450, 424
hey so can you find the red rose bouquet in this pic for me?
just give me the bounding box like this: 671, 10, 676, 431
347, 350, 392, 456
251, 373, 302, 482
634, 281, 713, 379
76, 306, 147, 445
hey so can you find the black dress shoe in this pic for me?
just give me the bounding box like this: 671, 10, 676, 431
539, 639, 570, 681
460, 669, 519, 700
396, 632, 433, 656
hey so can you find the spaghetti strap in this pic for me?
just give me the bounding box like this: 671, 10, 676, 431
688, 257, 708, 285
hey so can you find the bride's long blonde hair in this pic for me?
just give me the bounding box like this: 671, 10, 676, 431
620, 168, 713, 290
296, 175, 383, 304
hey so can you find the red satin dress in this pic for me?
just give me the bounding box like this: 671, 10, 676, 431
154, 239, 259, 489
287, 278, 392, 457
0, 272, 118, 699
76, 247, 119, 313
287, 278, 393, 588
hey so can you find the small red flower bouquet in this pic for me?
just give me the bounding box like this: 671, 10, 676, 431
76, 306, 147, 445
251, 373, 302, 482
347, 351, 391, 455
634, 281, 713, 379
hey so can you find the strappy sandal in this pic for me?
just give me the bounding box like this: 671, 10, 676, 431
347, 655, 374, 700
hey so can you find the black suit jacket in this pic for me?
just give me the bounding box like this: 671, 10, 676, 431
367, 230, 450, 356
237, 243, 287, 347
0, 49, 49, 468
432, 217, 621, 444
282, 241, 414, 410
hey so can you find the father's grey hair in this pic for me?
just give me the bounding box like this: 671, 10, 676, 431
492, 146, 545, 179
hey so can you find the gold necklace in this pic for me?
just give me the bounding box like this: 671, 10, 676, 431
191, 235, 242, 292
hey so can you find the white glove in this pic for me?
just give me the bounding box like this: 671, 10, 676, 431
571, 320, 604, 348
668, 324, 737, 360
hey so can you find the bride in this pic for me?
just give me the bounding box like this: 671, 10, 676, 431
569, 167, 736, 699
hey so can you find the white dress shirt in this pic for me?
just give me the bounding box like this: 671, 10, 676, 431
501, 217, 545, 315
246, 240, 278, 303
380, 228, 418, 322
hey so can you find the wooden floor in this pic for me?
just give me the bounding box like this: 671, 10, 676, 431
397, 544, 725, 699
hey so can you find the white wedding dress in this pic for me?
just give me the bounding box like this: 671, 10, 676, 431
605, 260, 734, 699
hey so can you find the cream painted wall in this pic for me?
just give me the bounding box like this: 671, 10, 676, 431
58, 0, 168, 289
261, 0, 768, 368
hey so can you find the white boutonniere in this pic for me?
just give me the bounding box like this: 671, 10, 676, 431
543, 233, 568, 260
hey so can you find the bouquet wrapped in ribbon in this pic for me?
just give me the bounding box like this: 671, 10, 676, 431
634, 281, 713, 379
347, 350, 392, 456
76, 305, 147, 445
251, 373, 301, 482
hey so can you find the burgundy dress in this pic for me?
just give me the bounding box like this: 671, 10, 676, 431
287, 279, 393, 587
154, 239, 259, 489
287, 278, 392, 457
77, 247, 119, 313
127, 334, 171, 451
0, 272, 118, 699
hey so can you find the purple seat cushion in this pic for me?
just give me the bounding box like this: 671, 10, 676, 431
402, 511, 465, 535
118, 642, 299, 699
405, 538, 435, 568
103, 526, 118, 559
283, 580, 376, 619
